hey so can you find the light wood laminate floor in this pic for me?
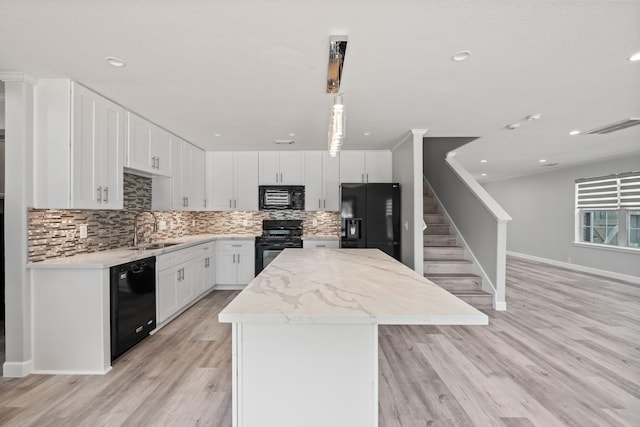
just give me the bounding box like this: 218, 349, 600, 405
0, 257, 638, 426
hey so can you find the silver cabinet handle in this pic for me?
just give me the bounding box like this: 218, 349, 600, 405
232, 254, 236, 264
316, 245, 326, 248
204, 199, 207, 208
96, 186, 102, 203
237, 253, 240, 263
229, 199, 232, 208
156, 157, 160, 169
275, 173, 278, 183
232, 244, 242, 247
186, 196, 189, 207
280, 173, 283, 182
234, 199, 237, 208
361, 173, 364, 183
319, 199, 321, 209
151, 156, 155, 168
366, 173, 369, 183
323, 199, 326, 208
103, 187, 109, 203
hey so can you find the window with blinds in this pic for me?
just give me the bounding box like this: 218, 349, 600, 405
575, 171, 640, 249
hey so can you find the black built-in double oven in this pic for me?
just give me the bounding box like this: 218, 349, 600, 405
255, 220, 303, 275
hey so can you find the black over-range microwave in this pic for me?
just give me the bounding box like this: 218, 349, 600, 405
259, 186, 305, 210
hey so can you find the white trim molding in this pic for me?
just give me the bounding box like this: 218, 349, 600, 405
507, 251, 640, 285
0, 72, 37, 85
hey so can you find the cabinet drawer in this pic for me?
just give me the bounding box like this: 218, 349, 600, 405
218, 240, 253, 252
157, 247, 194, 270
192, 241, 216, 253
304, 240, 339, 249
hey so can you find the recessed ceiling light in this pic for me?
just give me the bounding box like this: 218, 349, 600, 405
481, 173, 487, 177
274, 139, 294, 145
527, 114, 541, 121
507, 123, 520, 130
105, 56, 126, 67
628, 51, 640, 62
451, 50, 471, 62
539, 159, 547, 163
480, 159, 488, 163
569, 130, 580, 136
363, 132, 372, 136
288, 133, 296, 137
214, 133, 221, 137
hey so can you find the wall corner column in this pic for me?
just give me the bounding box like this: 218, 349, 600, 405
411, 129, 427, 276
2, 73, 36, 376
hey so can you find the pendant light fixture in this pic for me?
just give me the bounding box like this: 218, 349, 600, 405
328, 94, 345, 157
327, 35, 348, 156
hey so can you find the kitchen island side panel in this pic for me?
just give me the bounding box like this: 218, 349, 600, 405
234, 322, 378, 427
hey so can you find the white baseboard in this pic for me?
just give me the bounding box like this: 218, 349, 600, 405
3, 359, 34, 377
31, 367, 112, 376
494, 301, 507, 311
507, 251, 640, 285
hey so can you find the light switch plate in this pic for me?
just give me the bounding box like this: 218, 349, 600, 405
158, 220, 167, 230
79, 224, 88, 239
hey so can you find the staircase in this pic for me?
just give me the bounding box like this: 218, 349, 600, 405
423, 185, 493, 309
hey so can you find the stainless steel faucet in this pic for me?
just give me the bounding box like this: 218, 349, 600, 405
133, 211, 158, 247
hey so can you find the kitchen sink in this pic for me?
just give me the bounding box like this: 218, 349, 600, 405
127, 242, 181, 250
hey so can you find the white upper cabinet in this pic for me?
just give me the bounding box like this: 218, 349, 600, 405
259, 151, 303, 185
191, 147, 206, 210
126, 112, 172, 176
33, 79, 124, 209
206, 151, 259, 211
304, 151, 340, 211
339, 150, 392, 183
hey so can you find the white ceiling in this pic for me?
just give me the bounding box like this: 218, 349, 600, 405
1, 0, 639, 182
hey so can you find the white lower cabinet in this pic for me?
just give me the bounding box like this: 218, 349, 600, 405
304, 239, 340, 249
216, 240, 254, 287
156, 241, 216, 325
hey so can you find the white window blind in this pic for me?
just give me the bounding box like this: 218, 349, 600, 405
576, 172, 640, 209
619, 172, 640, 209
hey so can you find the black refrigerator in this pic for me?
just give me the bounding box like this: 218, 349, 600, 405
340, 183, 401, 261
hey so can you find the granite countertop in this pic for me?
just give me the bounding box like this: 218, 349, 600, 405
218, 248, 489, 326
27, 234, 256, 269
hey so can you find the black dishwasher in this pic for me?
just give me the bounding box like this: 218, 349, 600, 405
110, 256, 156, 361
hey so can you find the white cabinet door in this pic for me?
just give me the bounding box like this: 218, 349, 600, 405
71, 84, 100, 209
259, 152, 280, 185
217, 250, 238, 285
171, 137, 185, 209
177, 261, 194, 306
236, 244, 255, 284
157, 267, 179, 324
71, 83, 124, 210
304, 151, 323, 211
150, 124, 172, 176
234, 152, 259, 211
279, 151, 303, 184
126, 112, 153, 173
339, 151, 366, 183
206, 152, 235, 210
217, 240, 255, 285
323, 152, 340, 211
203, 249, 216, 290
100, 98, 125, 209
365, 151, 392, 183
191, 147, 206, 210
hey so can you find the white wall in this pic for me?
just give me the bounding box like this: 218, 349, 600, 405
483, 154, 640, 280
392, 130, 425, 274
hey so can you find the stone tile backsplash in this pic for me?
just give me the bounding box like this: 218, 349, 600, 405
28, 173, 340, 262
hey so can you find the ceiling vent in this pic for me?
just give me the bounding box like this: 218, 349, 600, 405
585, 118, 640, 134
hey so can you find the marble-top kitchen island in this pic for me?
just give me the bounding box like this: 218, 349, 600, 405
219, 248, 488, 427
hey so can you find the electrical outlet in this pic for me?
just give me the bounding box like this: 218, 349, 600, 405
192, 219, 196, 227
158, 220, 167, 230
312, 219, 318, 227
243, 219, 249, 227
79, 224, 88, 239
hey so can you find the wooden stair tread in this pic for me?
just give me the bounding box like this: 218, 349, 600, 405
450, 289, 492, 296
424, 259, 472, 263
